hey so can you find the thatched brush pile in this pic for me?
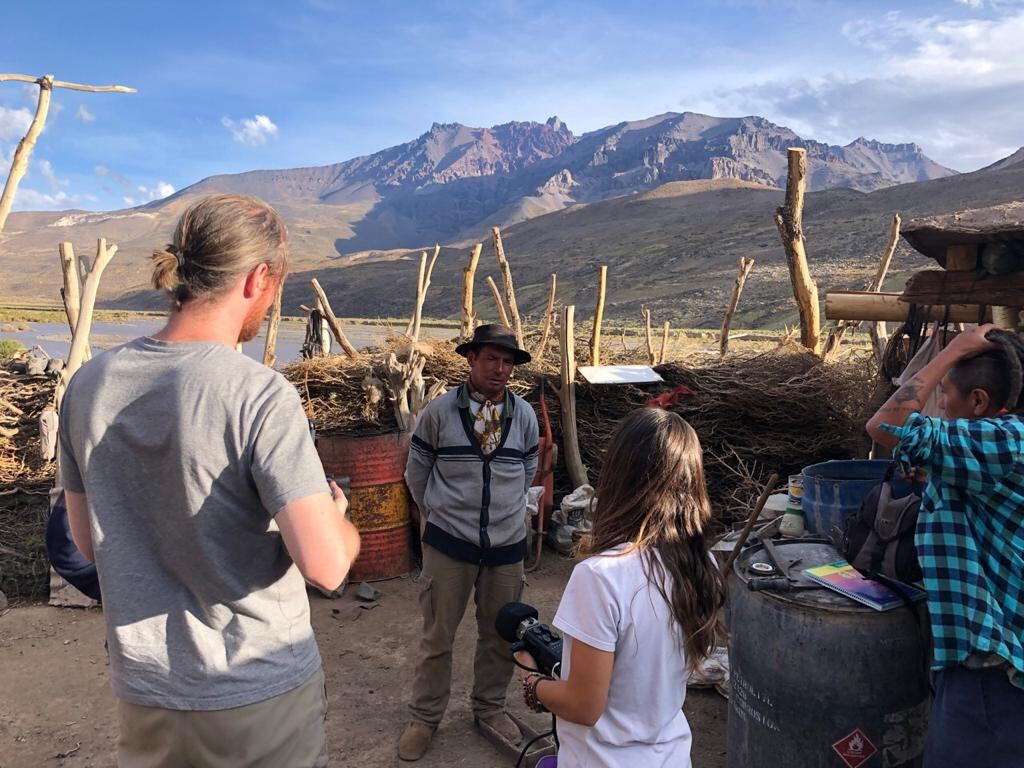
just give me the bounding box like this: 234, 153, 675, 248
1, 368, 57, 601
286, 337, 877, 525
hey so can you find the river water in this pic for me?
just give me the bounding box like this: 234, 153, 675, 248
4, 318, 450, 368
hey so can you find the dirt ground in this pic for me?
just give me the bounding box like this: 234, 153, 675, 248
0, 553, 727, 768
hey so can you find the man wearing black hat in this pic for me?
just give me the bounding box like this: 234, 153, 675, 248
399, 325, 539, 761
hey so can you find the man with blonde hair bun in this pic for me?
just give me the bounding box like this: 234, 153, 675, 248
60, 194, 360, 767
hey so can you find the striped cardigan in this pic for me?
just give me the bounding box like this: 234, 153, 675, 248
405, 384, 539, 565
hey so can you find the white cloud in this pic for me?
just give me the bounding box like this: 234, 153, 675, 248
0, 105, 32, 142
14, 188, 97, 210
957, 0, 984, 7
36, 159, 69, 193
76, 105, 96, 123
222, 114, 279, 146
705, 7, 1024, 169
122, 181, 176, 207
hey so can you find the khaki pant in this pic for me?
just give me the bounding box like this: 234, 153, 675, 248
118, 667, 328, 768
409, 544, 525, 726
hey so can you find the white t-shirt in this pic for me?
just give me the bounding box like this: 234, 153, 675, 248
552, 546, 692, 768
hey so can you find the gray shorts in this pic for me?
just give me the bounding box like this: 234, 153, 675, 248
117, 666, 328, 768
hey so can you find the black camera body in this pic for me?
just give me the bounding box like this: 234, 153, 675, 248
496, 602, 563, 678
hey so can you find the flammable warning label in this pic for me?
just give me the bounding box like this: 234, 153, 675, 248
832, 728, 878, 768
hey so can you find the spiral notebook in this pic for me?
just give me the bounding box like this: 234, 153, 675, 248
804, 561, 925, 611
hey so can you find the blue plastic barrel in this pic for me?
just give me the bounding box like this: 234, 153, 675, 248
801, 460, 912, 537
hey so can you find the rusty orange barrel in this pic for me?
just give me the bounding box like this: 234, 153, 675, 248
316, 431, 413, 581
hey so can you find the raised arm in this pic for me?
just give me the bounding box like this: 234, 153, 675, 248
867, 324, 999, 448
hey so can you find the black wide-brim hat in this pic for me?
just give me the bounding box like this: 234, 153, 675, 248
455, 324, 532, 365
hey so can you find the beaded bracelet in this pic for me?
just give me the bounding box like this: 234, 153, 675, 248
521, 673, 551, 713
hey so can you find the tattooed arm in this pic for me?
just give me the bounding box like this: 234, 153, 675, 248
867, 325, 999, 448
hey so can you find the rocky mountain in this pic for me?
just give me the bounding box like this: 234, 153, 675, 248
0, 112, 965, 322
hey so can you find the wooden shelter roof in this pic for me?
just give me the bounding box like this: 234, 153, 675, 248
902, 201, 1024, 266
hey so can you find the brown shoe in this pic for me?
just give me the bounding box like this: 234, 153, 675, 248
476, 711, 522, 745
398, 720, 436, 762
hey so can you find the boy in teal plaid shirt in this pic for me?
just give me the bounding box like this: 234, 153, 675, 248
867, 324, 1024, 768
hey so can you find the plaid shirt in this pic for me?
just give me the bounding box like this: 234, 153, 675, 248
881, 413, 1024, 685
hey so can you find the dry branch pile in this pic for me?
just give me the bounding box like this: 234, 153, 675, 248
565, 348, 876, 522
285, 331, 876, 525
1, 367, 57, 600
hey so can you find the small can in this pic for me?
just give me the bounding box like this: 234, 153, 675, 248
787, 474, 804, 510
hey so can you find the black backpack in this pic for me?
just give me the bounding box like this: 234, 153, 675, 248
840, 466, 922, 584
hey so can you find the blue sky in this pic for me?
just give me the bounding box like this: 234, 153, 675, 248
2, 0, 1022, 212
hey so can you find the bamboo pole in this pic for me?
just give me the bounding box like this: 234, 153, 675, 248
774, 148, 821, 354
589, 265, 608, 365
719, 257, 755, 356
262, 281, 284, 367
485, 276, 511, 327
641, 305, 656, 365
557, 305, 588, 489
533, 273, 557, 361
57, 238, 117, 407
0, 74, 136, 234
659, 321, 671, 364
460, 243, 483, 339
492, 227, 525, 349
310, 278, 359, 358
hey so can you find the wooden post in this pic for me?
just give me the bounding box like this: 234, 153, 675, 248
589, 265, 607, 365
310, 278, 359, 358
659, 321, 671, 365
492, 227, 525, 349
262, 281, 283, 367
57, 238, 117, 407
533, 273, 557, 361
460, 243, 482, 339
0, 74, 136, 234
825, 291, 992, 323
719, 257, 755, 356
774, 148, 821, 354
641, 305, 656, 365
485, 276, 511, 327
557, 305, 588, 489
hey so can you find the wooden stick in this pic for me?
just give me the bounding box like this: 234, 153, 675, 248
823, 214, 902, 362
404, 252, 428, 337
485, 275, 511, 327
641, 305, 656, 365
58, 241, 90, 361
826, 292, 993, 323
262, 281, 284, 367
415, 245, 440, 341
58, 239, 117, 407
659, 321, 671, 364
310, 278, 359, 358
589, 265, 607, 366
722, 473, 780, 575
557, 305, 589, 489
460, 243, 483, 339
774, 148, 821, 354
533, 273, 557, 361
0, 77, 53, 234
719, 257, 755, 356
492, 227, 525, 349
0, 73, 137, 93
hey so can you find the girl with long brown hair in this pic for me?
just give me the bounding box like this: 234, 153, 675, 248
517, 406, 726, 767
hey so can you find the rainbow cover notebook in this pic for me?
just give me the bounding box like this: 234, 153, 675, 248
804, 561, 925, 611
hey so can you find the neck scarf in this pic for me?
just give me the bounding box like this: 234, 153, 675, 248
469, 386, 503, 454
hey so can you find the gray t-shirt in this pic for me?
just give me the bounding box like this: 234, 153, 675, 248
59, 337, 328, 710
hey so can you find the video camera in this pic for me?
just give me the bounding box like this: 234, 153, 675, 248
496, 602, 563, 678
